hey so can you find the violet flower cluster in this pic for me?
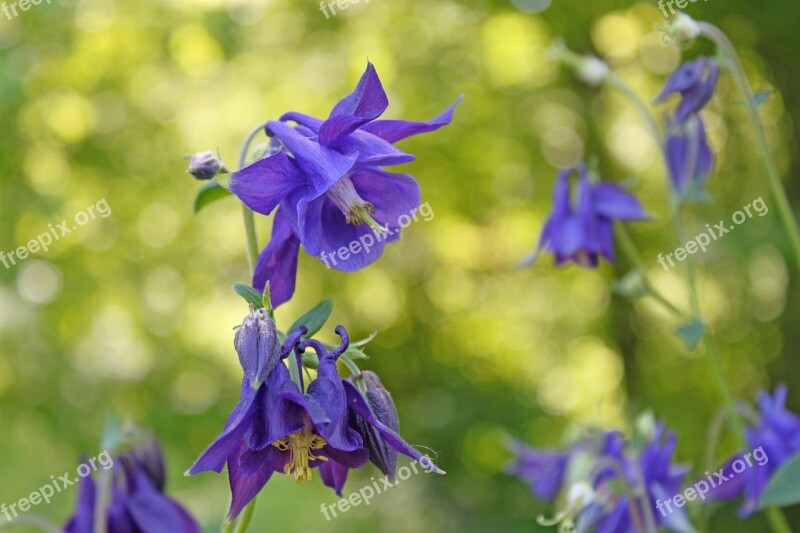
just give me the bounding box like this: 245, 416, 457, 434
509, 424, 692, 533
187, 308, 442, 521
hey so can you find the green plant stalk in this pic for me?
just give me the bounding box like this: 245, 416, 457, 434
765, 506, 793, 533
238, 124, 268, 275
699, 22, 800, 275
234, 498, 258, 533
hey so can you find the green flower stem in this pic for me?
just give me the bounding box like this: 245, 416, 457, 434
604, 73, 664, 146
339, 352, 362, 378
673, 209, 745, 448
614, 225, 692, 321
699, 22, 800, 275
766, 506, 793, 533
234, 497, 258, 533
238, 124, 268, 275
93, 468, 111, 533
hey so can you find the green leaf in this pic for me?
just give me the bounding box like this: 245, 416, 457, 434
232, 282, 264, 309
754, 90, 774, 108
194, 181, 232, 214
343, 346, 369, 360
676, 320, 706, 350
288, 299, 334, 338
759, 452, 800, 509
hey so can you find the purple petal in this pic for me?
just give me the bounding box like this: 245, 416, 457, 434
127, 470, 200, 533
592, 183, 649, 221
64, 474, 97, 533
360, 95, 463, 143
319, 62, 389, 146
319, 460, 351, 496
253, 210, 301, 308
331, 129, 415, 167
280, 111, 323, 132
508, 441, 568, 502
267, 120, 358, 197
187, 383, 259, 475
343, 381, 445, 474
229, 151, 305, 216
226, 444, 282, 521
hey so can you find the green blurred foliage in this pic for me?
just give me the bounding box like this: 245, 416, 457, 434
0, 0, 798, 531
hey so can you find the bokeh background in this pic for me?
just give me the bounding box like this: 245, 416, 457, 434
1, 0, 799, 531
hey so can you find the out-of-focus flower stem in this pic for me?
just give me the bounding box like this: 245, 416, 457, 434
238, 124, 267, 274
699, 22, 800, 277
766, 507, 793, 533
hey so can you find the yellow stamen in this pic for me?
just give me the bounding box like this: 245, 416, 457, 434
272, 426, 328, 483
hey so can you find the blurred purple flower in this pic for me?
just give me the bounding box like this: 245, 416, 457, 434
65, 436, 199, 533
711, 385, 800, 517
522, 165, 649, 268
656, 57, 719, 124
230, 62, 462, 308
188, 313, 442, 519
665, 115, 714, 197
510, 426, 692, 533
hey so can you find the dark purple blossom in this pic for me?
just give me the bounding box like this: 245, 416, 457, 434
665, 115, 714, 197
522, 165, 649, 268
188, 312, 443, 518
65, 435, 199, 533
348, 370, 400, 479
229, 62, 462, 307
711, 385, 800, 517
656, 57, 719, 124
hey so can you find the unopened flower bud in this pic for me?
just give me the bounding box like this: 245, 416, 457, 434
669, 13, 701, 42
187, 151, 225, 180
351, 371, 400, 479
576, 57, 610, 86
235, 307, 280, 389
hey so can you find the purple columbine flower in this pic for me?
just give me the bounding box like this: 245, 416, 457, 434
65, 435, 199, 533
229, 62, 462, 307
655, 57, 719, 124
711, 385, 800, 517
665, 115, 714, 197
522, 165, 649, 268
188, 312, 443, 519
510, 426, 692, 533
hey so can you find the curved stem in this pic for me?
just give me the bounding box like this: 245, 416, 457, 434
604, 73, 664, 147
234, 497, 258, 533
238, 124, 268, 275
699, 22, 800, 275
766, 507, 793, 533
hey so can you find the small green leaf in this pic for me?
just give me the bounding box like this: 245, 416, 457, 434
232, 282, 264, 309
754, 90, 774, 108
613, 270, 648, 300
194, 181, 232, 214
676, 320, 706, 350
759, 452, 800, 509
288, 299, 334, 338
301, 351, 319, 369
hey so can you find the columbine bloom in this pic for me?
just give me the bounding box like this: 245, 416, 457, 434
522, 165, 649, 268
229, 62, 462, 307
655, 57, 719, 124
665, 115, 714, 197
65, 434, 199, 533
349, 370, 400, 479
510, 426, 692, 533
188, 311, 443, 519
712, 385, 800, 517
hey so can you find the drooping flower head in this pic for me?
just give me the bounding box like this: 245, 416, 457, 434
510, 424, 692, 533
656, 57, 719, 124
188, 309, 443, 520
65, 432, 199, 533
522, 165, 649, 268
711, 385, 800, 517
230, 63, 462, 307
665, 115, 715, 198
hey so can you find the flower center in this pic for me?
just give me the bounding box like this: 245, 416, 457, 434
272, 424, 327, 483
327, 177, 386, 234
